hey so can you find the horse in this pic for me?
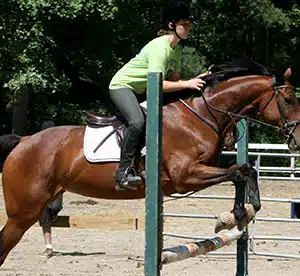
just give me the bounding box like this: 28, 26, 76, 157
0, 60, 300, 266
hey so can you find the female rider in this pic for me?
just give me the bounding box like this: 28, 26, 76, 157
109, 1, 209, 191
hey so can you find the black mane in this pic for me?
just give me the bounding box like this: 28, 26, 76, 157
163, 59, 281, 105
203, 59, 271, 87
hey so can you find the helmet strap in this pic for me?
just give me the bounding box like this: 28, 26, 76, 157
169, 21, 183, 40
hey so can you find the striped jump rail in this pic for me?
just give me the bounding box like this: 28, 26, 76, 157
161, 229, 244, 264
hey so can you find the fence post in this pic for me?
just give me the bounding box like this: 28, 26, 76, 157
236, 118, 249, 276
145, 72, 163, 276
291, 156, 295, 178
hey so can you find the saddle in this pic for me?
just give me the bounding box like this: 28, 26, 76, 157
86, 106, 147, 127
85, 111, 125, 148
84, 109, 147, 174
85, 111, 120, 127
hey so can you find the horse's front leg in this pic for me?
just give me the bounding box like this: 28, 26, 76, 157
230, 164, 260, 223
239, 164, 261, 212
174, 161, 260, 229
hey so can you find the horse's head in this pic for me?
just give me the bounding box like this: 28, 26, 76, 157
187, 60, 300, 151
257, 68, 300, 150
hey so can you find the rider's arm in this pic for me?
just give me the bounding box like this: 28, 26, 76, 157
148, 47, 207, 93
163, 78, 187, 92
162, 72, 184, 92
163, 72, 208, 93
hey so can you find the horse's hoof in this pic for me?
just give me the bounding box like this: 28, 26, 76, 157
40, 248, 53, 259
215, 204, 256, 233
215, 212, 237, 233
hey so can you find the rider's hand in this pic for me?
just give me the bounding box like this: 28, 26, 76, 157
197, 71, 212, 79
184, 78, 206, 91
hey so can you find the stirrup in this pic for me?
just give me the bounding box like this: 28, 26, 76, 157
115, 167, 141, 191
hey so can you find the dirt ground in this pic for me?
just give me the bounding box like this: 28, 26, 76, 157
0, 174, 300, 276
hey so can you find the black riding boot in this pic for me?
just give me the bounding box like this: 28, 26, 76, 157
116, 126, 142, 191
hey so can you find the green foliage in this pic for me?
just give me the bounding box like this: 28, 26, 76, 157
290, 5, 300, 28
249, 124, 281, 144
241, 0, 290, 29
181, 46, 207, 79
0, 0, 121, 132
0, 0, 300, 141
0, 0, 118, 95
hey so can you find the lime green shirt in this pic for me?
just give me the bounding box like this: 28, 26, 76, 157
109, 35, 182, 94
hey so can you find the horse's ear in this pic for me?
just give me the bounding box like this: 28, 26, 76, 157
284, 68, 292, 80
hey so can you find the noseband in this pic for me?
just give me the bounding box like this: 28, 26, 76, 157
272, 76, 300, 140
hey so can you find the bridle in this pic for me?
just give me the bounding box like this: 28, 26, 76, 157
272, 77, 300, 140
180, 75, 300, 143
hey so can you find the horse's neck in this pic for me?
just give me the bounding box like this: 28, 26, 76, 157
193, 76, 270, 130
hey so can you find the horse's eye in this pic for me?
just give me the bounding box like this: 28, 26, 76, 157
284, 97, 293, 105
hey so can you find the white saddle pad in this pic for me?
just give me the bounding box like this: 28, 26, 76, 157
84, 126, 121, 163
84, 101, 147, 163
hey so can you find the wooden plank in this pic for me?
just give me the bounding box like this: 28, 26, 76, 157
0, 213, 145, 230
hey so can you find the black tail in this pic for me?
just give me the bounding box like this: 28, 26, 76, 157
0, 135, 21, 170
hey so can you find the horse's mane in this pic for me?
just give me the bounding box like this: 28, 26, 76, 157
163, 59, 281, 104
204, 59, 271, 88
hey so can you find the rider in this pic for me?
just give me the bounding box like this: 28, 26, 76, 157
109, 0, 209, 191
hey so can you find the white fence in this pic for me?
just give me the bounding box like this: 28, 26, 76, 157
163, 143, 300, 260
222, 143, 300, 180
164, 194, 300, 259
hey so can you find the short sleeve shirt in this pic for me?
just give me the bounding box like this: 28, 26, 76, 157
109, 35, 181, 94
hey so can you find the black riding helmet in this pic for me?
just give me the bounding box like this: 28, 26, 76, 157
161, 0, 194, 30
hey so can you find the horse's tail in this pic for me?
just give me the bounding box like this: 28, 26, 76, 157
0, 135, 21, 168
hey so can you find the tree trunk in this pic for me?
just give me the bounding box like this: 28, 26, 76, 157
12, 86, 30, 135
253, 23, 268, 64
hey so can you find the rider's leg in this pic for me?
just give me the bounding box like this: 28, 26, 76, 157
109, 88, 145, 190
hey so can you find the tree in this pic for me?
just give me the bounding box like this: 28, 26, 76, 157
0, 0, 299, 142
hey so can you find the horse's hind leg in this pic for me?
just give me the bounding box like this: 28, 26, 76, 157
0, 183, 60, 266
0, 218, 33, 265
0, 200, 51, 266
0, 189, 60, 266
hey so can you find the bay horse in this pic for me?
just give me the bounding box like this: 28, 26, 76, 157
1, 60, 300, 266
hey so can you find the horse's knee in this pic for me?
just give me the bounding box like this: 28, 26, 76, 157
230, 170, 246, 183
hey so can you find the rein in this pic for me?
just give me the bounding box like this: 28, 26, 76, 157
179, 76, 300, 143
179, 99, 220, 136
